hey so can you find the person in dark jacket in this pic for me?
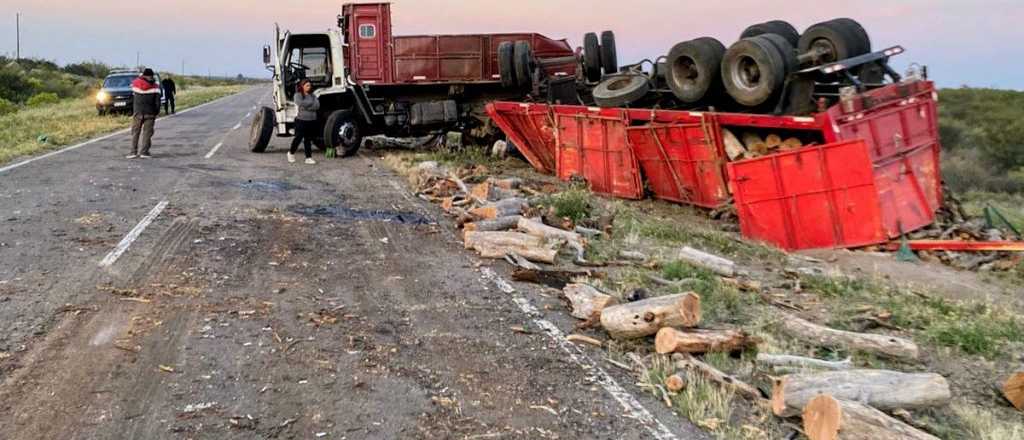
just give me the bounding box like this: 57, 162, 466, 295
128, 68, 161, 159
161, 75, 176, 114
289, 79, 319, 165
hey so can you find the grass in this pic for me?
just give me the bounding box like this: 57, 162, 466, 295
0, 85, 248, 165
540, 187, 594, 223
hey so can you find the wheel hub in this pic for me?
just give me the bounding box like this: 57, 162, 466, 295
338, 123, 356, 145
734, 55, 762, 91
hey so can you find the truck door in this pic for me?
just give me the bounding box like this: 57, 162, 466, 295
274, 25, 289, 109
348, 3, 392, 83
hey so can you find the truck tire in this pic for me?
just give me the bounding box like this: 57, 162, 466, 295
324, 110, 363, 157
498, 41, 516, 88
592, 74, 650, 108
758, 33, 798, 75
600, 31, 618, 74
250, 107, 274, 153
829, 18, 871, 55
740, 21, 800, 47
665, 37, 726, 103
798, 21, 861, 65
513, 41, 534, 88
583, 32, 602, 82
721, 36, 786, 107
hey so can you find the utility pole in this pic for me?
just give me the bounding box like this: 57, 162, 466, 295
15, 13, 20, 60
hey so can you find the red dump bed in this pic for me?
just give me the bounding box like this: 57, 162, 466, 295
344, 3, 576, 85
486, 80, 944, 251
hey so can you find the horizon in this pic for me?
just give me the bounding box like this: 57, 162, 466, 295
5, 0, 1023, 90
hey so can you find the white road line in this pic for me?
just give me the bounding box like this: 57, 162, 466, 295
480, 268, 679, 440
204, 142, 224, 159
0, 90, 250, 176
232, 123, 241, 130
99, 200, 169, 267
244, 112, 252, 119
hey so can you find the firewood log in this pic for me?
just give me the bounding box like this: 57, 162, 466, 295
722, 129, 747, 160
469, 198, 528, 220
678, 246, 736, 277
755, 353, 852, 371
655, 327, 755, 355
771, 370, 951, 417
777, 313, 919, 360
517, 217, 585, 245
765, 133, 783, 150
563, 284, 619, 321
741, 132, 767, 155
803, 394, 941, 440
1002, 371, 1024, 411
463, 231, 556, 263
672, 354, 764, 400
463, 216, 522, 232
600, 293, 700, 340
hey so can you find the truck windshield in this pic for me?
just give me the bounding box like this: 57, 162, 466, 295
292, 48, 329, 77
103, 76, 134, 88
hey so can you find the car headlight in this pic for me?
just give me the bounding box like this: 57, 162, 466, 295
96, 91, 110, 103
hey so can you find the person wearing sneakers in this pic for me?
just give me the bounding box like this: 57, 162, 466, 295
127, 68, 162, 159
288, 79, 319, 165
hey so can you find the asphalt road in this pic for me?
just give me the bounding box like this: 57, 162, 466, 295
0, 87, 707, 439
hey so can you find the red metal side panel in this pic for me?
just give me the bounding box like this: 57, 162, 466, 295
393, 35, 485, 82
554, 111, 643, 199
348, 3, 393, 83
485, 102, 558, 174
728, 140, 886, 251
872, 144, 942, 238
626, 124, 729, 208
829, 81, 939, 163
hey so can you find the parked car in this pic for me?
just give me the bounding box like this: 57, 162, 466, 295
96, 70, 165, 115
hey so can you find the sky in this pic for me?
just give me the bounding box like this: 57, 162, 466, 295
3, 0, 1023, 89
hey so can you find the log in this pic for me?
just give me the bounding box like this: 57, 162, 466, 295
678, 246, 736, 277
600, 293, 701, 340
771, 369, 951, 417
765, 133, 783, 150
665, 374, 687, 392
1002, 371, 1024, 411
473, 243, 557, 263
722, 129, 747, 160
782, 137, 804, 150
518, 217, 585, 245
755, 353, 852, 371
803, 394, 941, 440
470, 182, 492, 201
778, 313, 919, 360
469, 198, 528, 220
463, 216, 522, 232
673, 354, 764, 400
511, 267, 600, 289
655, 327, 755, 355
741, 132, 767, 153
563, 284, 619, 320
463, 231, 544, 250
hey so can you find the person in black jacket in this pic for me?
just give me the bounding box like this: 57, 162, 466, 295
128, 68, 161, 159
161, 75, 177, 114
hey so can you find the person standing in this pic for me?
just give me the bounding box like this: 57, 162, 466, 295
161, 75, 177, 114
128, 68, 161, 159
288, 79, 319, 165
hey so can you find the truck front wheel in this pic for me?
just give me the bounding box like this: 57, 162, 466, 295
324, 110, 363, 157
250, 107, 275, 153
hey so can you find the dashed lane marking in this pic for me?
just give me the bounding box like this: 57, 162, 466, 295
231, 122, 241, 131
204, 142, 224, 159
99, 200, 169, 267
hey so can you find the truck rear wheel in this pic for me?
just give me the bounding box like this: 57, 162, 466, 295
583, 32, 602, 82
498, 41, 516, 88
324, 110, 363, 157
665, 37, 726, 103
513, 41, 534, 88
600, 31, 618, 74
828, 18, 871, 55
740, 21, 800, 47
250, 107, 274, 153
758, 33, 798, 75
592, 74, 650, 108
721, 36, 786, 107
798, 21, 861, 65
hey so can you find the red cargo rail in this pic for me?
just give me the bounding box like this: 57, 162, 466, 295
486, 80, 944, 251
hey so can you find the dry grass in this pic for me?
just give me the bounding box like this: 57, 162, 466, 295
953, 405, 1024, 440
0, 85, 248, 165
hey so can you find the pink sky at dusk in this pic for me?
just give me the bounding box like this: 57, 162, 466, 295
5, 0, 1023, 88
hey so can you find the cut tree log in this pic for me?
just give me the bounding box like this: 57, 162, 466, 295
765, 133, 783, 150
563, 284, 619, 320
473, 242, 557, 263
665, 374, 687, 392
673, 353, 765, 400
755, 353, 852, 371
803, 394, 941, 440
600, 293, 700, 340
511, 266, 600, 289
1002, 371, 1024, 411
463, 231, 556, 263
771, 369, 951, 417
777, 313, 919, 360
722, 129, 747, 160
470, 182, 492, 201
741, 132, 767, 154
655, 327, 755, 355
678, 246, 736, 277
518, 217, 585, 245
782, 137, 804, 150
464, 216, 522, 232
469, 198, 528, 220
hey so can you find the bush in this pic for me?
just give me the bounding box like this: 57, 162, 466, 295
0, 98, 16, 116
26, 92, 60, 107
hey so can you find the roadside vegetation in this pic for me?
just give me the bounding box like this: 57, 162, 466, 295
0, 56, 259, 165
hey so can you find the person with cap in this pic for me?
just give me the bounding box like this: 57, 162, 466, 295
128, 68, 161, 159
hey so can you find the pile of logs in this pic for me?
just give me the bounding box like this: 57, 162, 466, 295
722, 128, 806, 161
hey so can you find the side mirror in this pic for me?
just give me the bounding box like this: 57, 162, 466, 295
263, 46, 272, 65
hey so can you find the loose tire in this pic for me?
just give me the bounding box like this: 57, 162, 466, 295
323, 110, 363, 157
721, 36, 787, 107
513, 41, 534, 88
740, 20, 800, 47
583, 32, 602, 82
592, 74, 650, 108
798, 21, 861, 65
829, 18, 871, 55
498, 41, 516, 88
250, 107, 274, 153
600, 30, 618, 74
665, 37, 726, 103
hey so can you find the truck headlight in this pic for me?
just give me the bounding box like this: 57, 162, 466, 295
96, 91, 110, 103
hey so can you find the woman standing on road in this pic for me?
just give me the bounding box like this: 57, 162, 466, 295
289, 79, 319, 165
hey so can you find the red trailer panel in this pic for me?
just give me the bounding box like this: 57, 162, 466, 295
485, 102, 558, 173
626, 123, 730, 208
554, 109, 643, 199
873, 144, 942, 238
829, 82, 939, 163
728, 140, 886, 250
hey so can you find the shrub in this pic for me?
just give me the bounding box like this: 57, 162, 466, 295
0, 97, 16, 115
26, 92, 60, 107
